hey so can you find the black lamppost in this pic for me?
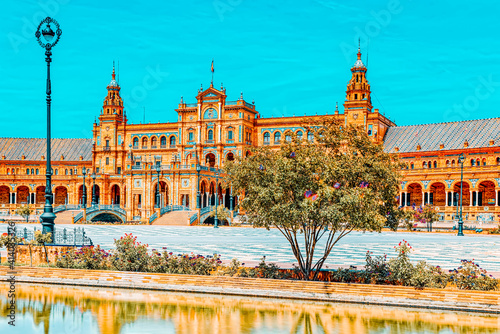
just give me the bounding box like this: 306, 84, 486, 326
196, 164, 201, 209
214, 169, 220, 228
155, 165, 161, 208
36, 17, 62, 237
91, 172, 97, 206
458, 153, 466, 236
82, 167, 87, 208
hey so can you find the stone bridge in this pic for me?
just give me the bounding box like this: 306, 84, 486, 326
74, 205, 126, 224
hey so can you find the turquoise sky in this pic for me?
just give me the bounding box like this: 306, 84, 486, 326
1, 0, 499, 138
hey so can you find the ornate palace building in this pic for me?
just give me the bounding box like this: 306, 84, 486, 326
1, 48, 499, 224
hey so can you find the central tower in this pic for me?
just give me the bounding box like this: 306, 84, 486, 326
343, 46, 372, 128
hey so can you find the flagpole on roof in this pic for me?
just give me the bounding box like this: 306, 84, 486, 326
211, 58, 214, 87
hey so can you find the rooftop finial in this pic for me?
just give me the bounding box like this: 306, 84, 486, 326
180, 96, 184, 103
335, 102, 339, 115
112, 60, 116, 80
240, 92, 243, 100
357, 39, 362, 60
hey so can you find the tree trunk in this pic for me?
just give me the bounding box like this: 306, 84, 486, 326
29, 246, 32, 267
42, 243, 49, 264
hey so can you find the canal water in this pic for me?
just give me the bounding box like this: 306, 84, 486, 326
1, 283, 499, 334
2, 224, 500, 272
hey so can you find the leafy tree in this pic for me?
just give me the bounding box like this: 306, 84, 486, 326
414, 205, 440, 230
209, 206, 231, 225
225, 119, 402, 280
35, 230, 52, 264
16, 205, 33, 223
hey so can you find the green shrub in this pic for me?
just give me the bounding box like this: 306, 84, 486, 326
111, 233, 149, 272
148, 249, 221, 275
449, 260, 498, 291
388, 240, 414, 285
365, 251, 390, 284
55, 245, 110, 270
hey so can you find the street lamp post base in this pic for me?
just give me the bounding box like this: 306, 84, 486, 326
40, 211, 56, 238
457, 220, 464, 236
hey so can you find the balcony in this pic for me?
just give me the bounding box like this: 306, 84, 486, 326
103, 146, 111, 152
141, 146, 148, 150
160, 145, 167, 149
133, 145, 139, 150
151, 145, 157, 149
205, 140, 214, 144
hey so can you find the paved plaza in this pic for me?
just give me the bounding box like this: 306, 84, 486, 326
3, 224, 500, 273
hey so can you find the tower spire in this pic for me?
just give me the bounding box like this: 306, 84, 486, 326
112, 60, 116, 81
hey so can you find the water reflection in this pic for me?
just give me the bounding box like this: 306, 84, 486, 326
1, 283, 500, 334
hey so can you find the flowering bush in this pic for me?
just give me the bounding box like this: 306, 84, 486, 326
409, 261, 449, 289
387, 240, 414, 285
55, 245, 110, 270
365, 251, 390, 283
449, 260, 498, 291
148, 250, 221, 275
111, 233, 149, 272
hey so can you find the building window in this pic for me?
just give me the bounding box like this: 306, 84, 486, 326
65, 169, 68, 175
471, 159, 475, 166
307, 132, 314, 142
189, 132, 194, 141
274, 132, 281, 144
297, 131, 303, 140
26, 169, 29, 175
433, 161, 437, 168
285, 133, 291, 142
160, 136, 167, 148
482, 158, 486, 166
354, 94, 358, 99
106, 157, 109, 165
105, 139, 110, 147
55, 169, 59, 175
228, 130, 233, 140
133, 137, 139, 148
96, 167, 100, 173
70, 169, 73, 175
36, 169, 39, 175
170, 136, 176, 147
368, 125, 373, 136
142, 137, 148, 148
410, 163, 414, 169
497, 157, 500, 165
117, 167, 121, 174
423, 162, 427, 168
263, 132, 270, 144
208, 130, 213, 141
151, 137, 157, 148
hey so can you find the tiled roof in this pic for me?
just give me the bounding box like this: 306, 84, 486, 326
383, 118, 500, 153
0, 138, 92, 161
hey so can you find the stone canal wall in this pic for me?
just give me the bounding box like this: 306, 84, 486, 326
1, 266, 499, 314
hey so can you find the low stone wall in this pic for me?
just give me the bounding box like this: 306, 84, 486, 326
4, 245, 73, 266
1, 266, 499, 313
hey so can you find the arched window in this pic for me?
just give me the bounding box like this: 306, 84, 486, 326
208, 130, 213, 141
142, 137, 148, 148
497, 157, 500, 165
70, 169, 73, 175
307, 132, 314, 142
170, 136, 176, 147
410, 163, 414, 169
482, 158, 487, 166
6, 168, 9, 175
423, 162, 427, 168
160, 136, 167, 148
428, 161, 432, 169
297, 131, 303, 140
285, 133, 292, 142
433, 161, 437, 168
471, 159, 475, 166
65, 169, 68, 175
263, 132, 270, 144
476, 159, 480, 166
55, 169, 59, 175
26, 169, 30, 175
151, 137, 157, 148
446, 160, 450, 167
36, 169, 39, 175
274, 132, 281, 144
133, 137, 139, 148
451, 160, 455, 167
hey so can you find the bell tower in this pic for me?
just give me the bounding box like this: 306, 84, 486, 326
343, 45, 372, 128
100, 63, 124, 123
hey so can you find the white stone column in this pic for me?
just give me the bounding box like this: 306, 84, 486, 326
197, 103, 201, 119
496, 190, 499, 206
445, 191, 449, 206
197, 125, 201, 143
399, 192, 403, 206
422, 192, 425, 206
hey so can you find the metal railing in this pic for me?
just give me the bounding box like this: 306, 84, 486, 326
149, 212, 158, 224
160, 205, 172, 215
54, 204, 82, 213
172, 205, 190, 211
103, 146, 111, 151
200, 206, 212, 216
190, 213, 198, 224
15, 226, 93, 246
74, 211, 83, 222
